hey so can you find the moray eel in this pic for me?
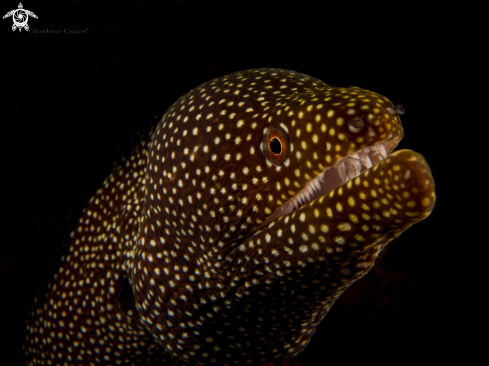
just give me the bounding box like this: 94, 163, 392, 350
25, 68, 435, 365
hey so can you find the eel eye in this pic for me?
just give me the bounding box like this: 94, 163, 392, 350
262, 125, 290, 165
348, 117, 365, 133
270, 138, 282, 154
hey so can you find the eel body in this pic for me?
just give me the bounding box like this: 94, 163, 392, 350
25, 68, 435, 365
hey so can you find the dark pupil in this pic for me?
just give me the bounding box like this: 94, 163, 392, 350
270, 138, 282, 154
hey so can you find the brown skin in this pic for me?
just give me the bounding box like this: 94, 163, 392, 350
25, 69, 435, 366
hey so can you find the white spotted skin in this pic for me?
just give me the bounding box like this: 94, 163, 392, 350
25, 136, 186, 365
24, 69, 435, 365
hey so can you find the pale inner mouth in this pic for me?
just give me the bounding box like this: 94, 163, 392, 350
256, 140, 398, 230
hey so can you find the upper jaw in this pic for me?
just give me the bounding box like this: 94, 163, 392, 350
286, 139, 398, 212
255, 137, 401, 232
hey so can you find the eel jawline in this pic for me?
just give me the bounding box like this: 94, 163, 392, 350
257, 140, 398, 231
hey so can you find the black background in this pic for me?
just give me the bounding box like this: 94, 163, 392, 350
1, 1, 487, 365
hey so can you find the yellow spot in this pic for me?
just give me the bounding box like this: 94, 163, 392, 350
422, 197, 431, 206
321, 224, 329, 233
355, 234, 366, 242
327, 110, 334, 118
308, 225, 315, 234
349, 214, 359, 223
299, 245, 308, 253
294, 169, 300, 177
300, 213, 306, 222
321, 124, 327, 132
338, 223, 351, 231
348, 197, 355, 206
340, 268, 351, 276
336, 202, 343, 212
407, 201, 416, 208
315, 114, 321, 122
326, 208, 333, 218
312, 134, 318, 143
393, 165, 401, 171
335, 237, 345, 245
314, 209, 320, 218
336, 117, 344, 126
371, 189, 377, 198
338, 133, 346, 141
301, 141, 307, 149
306, 123, 312, 132
329, 128, 335, 136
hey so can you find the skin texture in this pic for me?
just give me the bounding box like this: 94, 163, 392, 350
24, 69, 435, 365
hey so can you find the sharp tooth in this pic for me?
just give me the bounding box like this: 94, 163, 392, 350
346, 162, 357, 178
379, 144, 388, 158
350, 158, 361, 174
359, 150, 368, 163
337, 162, 346, 182
318, 173, 325, 183
313, 178, 321, 191
350, 153, 360, 160
363, 156, 373, 169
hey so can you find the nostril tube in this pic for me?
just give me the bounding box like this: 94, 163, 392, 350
387, 105, 405, 116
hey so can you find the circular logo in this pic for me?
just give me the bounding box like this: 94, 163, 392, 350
12, 9, 28, 27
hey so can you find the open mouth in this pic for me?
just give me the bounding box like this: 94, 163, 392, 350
254, 138, 400, 232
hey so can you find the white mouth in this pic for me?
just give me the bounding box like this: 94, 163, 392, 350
256, 140, 397, 230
